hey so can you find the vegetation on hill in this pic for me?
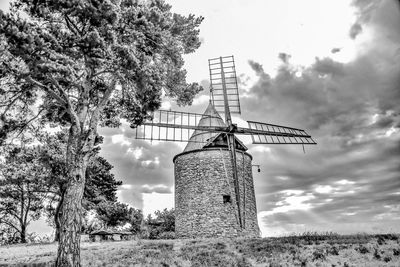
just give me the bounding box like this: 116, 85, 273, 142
0, 233, 399, 266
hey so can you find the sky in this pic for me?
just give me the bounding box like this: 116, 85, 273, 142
100, 0, 400, 237
2, 0, 400, 237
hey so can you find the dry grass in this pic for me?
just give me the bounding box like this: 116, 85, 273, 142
0, 234, 399, 266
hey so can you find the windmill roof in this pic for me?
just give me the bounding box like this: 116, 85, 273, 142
183, 102, 226, 152
203, 132, 248, 151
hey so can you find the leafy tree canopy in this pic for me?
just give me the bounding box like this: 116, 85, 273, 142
145, 208, 174, 239
84, 156, 122, 208
95, 201, 130, 227
0, 143, 51, 243
0, 0, 203, 140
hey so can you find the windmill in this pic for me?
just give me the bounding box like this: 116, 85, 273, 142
134, 56, 316, 238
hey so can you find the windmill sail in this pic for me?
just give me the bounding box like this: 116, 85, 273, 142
134, 110, 317, 145
246, 121, 316, 144
134, 108, 223, 143
209, 56, 241, 115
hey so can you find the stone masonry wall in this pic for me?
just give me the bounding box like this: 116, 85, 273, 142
174, 148, 260, 238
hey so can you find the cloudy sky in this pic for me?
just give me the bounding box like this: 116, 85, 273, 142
100, 0, 400, 236
2, 0, 399, 236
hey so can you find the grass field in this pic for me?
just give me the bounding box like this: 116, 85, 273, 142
0, 234, 399, 266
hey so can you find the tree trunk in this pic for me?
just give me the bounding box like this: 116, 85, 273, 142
54, 194, 63, 242
55, 164, 86, 267
54, 225, 60, 243
54, 78, 104, 266
20, 224, 26, 243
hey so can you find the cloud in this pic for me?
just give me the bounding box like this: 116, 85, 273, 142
258, 170, 400, 235
244, 0, 400, 235
259, 190, 315, 217
141, 184, 172, 194
349, 22, 362, 39
248, 60, 265, 76
312, 57, 345, 76
0, 1, 10, 11
99, 122, 182, 209
278, 52, 291, 64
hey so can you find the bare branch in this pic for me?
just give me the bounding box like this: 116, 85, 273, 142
23, 189, 31, 226
0, 90, 24, 112
27, 77, 67, 106
1, 206, 20, 221
92, 69, 113, 78
68, 94, 79, 101
13, 108, 45, 140
65, 14, 82, 36
0, 218, 21, 233
48, 76, 80, 125
49, 77, 71, 103
89, 79, 116, 131
99, 80, 116, 109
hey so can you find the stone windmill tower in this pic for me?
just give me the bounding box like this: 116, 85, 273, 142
173, 102, 259, 238
134, 56, 316, 238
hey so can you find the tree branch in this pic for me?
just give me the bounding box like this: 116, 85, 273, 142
13, 108, 45, 140
32, 189, 59, 195
98, 80, 116, 111
65, 14, 82, 36
89, 79, 116, 131
92, 69, 113, 78
27, 77, 67, 106
49, 76, 80, 126
0, 218, 21, 233
0, 90, 24, 115
23, 184, 32, 226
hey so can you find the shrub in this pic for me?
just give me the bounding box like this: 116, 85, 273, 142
234, 238, 287, 262
357, 245, 369, 254
374, 248, 381, 260
383, 255, 392, 262
312, 248, 327, 261
158, 231, 175, 240
377, 236, 385, 245
180, 242, 251, 267
375, 234, 399, 241
328, 245, 339, 256
141, 242, 173, 251
145, 208, 175, 239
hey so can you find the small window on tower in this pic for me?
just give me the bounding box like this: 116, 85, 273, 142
223, 195, 231, 204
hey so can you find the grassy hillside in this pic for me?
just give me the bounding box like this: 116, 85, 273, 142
0, 234, 399, 266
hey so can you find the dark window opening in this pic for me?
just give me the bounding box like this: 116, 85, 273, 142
223, 195, 231, 203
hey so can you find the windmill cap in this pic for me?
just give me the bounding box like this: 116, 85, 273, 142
182, 102, 227, 152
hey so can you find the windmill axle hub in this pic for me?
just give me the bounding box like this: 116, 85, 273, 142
228, 123, 238, 133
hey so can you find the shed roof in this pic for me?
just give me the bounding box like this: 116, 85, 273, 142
90, 230, 134, 235
90, 230, 114, 235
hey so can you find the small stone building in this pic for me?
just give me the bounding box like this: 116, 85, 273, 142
89, 230, 135, 241
174, 103, 260, 238
89, 230, 113, 242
